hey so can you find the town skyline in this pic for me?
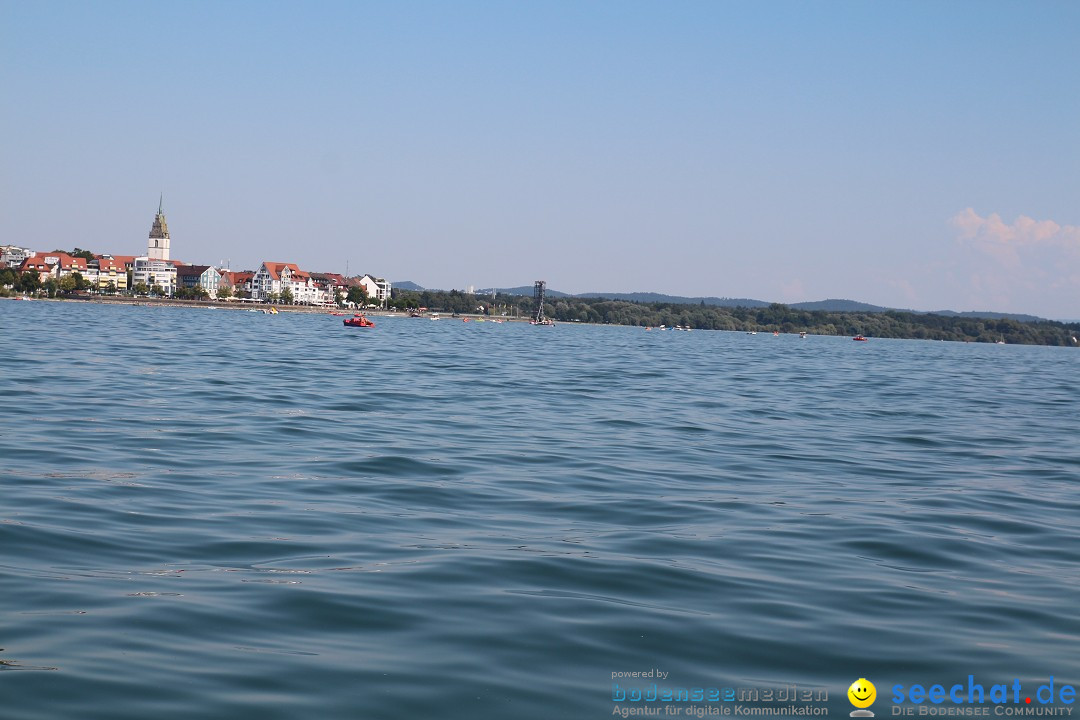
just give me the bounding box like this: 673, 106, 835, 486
2, 2, 1077, 319
5, 195, 1077, 322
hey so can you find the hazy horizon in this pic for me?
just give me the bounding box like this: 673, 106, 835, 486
2, 1, 1077, 319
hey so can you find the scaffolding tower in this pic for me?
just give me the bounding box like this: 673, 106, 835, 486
533, 280, 547, 323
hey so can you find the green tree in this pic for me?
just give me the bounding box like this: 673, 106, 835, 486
16, 271, 41, 293
217, 285, 233, 300
346, 286, 368, 306
280, 287, 294, 304
133, 281, 149, 295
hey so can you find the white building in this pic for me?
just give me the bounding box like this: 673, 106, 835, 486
1, 246, 34, 267
132, 257, 177, 295
358, 274, 391, 306
251, 261, 324, 304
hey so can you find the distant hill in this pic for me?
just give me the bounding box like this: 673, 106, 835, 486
789, 299, 893, 312
391, 280, 425, 291
928, 310, 1044, 323
575, 291, 768, 307
391, 282, 1052, 322
486, 286, 569, 298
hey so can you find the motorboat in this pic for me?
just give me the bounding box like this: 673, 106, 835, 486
853, 335, 867, 341
344, 315, 375, 328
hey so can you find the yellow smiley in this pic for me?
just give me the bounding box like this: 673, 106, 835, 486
848, 678, 876, 708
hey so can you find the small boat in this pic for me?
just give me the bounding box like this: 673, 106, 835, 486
344, 315, 375, 328
799, 331, 807, 339
530, 319, 554, 326
853, 335, 867, 341
996, 336, 1006, 345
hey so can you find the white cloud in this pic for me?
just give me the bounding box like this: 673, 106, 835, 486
945, 209, 1080, 317
951, 208, 1080, 254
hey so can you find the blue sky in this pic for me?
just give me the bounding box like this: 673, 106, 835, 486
2, 1, 1078, 318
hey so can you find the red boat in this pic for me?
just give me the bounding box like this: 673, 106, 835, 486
344, 315, 375, 328
853, 335, 867, 341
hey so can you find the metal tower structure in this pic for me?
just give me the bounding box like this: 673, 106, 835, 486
533, 280, 547, 323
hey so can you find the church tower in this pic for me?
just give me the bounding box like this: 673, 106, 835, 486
148, 194, 170, 261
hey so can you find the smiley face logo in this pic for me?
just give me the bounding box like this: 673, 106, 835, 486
848, 678, 876, 715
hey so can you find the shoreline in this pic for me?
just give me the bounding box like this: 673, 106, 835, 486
1, 294, 535, 323
6, 295, 1077, 345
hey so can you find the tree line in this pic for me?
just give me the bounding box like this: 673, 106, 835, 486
386, 290, 1080, 346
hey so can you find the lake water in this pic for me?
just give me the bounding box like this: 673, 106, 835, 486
2, 300, 1078, 719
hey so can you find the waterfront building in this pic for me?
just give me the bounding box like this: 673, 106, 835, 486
20, 252, 88, 282
176, 265, 221, 297
106, 255, 138, 273
1, 245, 33, 267
311, 272, 348, 305
89, 255, 128, 291
357, 274, 391, 306
19, 256, 56, 282
54, 253, 87, 279
132, 257, 177, 295
220, 270, 254, 297
251, 262, 318, 303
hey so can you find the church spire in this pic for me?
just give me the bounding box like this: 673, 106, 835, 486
148, 196, 171, 260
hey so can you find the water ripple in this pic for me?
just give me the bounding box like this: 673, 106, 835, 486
1, 301, 1078, 719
